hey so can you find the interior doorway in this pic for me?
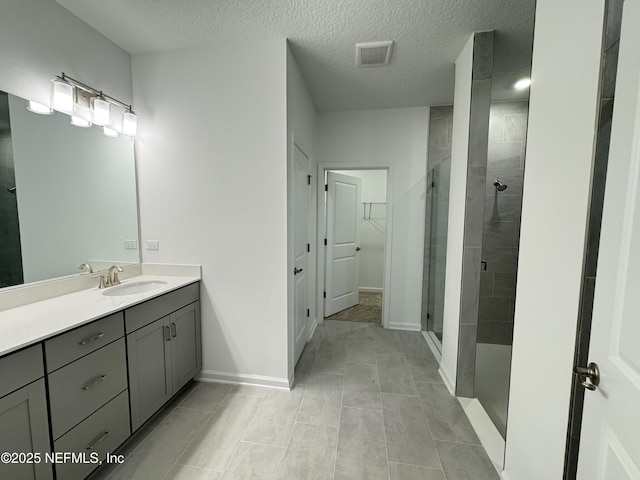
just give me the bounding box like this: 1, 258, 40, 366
320, 168, 389, 326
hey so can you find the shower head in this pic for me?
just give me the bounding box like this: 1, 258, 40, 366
6, 187, 16, 194
493, 180, 508, 192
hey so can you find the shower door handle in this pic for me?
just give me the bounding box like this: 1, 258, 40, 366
574, 362, 600, 391
481, 260, 487, 271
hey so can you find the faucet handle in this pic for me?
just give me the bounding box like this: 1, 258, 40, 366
92, 274, 108, 289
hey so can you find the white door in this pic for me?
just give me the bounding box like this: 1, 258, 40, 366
293, 145, 310, 364
324, 171, 361, 317
577, 1, 640, 477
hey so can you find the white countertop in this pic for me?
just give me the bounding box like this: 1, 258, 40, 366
0, 274, 200, 357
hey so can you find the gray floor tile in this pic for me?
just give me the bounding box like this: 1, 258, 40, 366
178, 394, 264, 470
404, 347, 443, 384
388, 462, 445, 480
416, 382, 480, 444
397, 330, 428, 349
179, 383, 233, 412
107, 407, 211, 480
346, 337, 378, 365
435, 441, 499, 480
381, 393, 440, 468
297, 389, 343, 428
313, 340, 348, 375
165, 465, 223, 479
307, 371, 345, 392
243, 387, 306, 446
229, 385, 271, 398
342, 363, 382, 410
371, 329, 404, 354
277, 423, 338, 480
221, 442, 286, 479
378, 354, 418, 395
334, 407, 388, 480
294, 346, 317, 384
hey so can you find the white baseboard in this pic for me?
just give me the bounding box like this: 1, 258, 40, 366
197, 370, 290, 390
439, 365, 455, 395
422, 331, 442, 362
308, 318, 318, 340
359, 287, 383, 293
387, 321, 421, 331
458, 397, 505, 475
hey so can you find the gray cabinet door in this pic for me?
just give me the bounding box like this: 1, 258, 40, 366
170, 301, 201, 393
0, 380, 53, 480
127, 317, 172, 432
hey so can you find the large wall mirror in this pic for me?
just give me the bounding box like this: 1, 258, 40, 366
0, 90, 139, 288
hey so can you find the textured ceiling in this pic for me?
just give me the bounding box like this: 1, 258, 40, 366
55, 0, 535, 111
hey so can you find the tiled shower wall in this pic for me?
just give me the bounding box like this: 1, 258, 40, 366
0, 129, 23, 288
478, 102, 529, 345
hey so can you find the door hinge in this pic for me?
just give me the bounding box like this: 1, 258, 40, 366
427, 313, 431, 319
325, 184, 328, 192
306, 308, 310, 318
307, 243, 310, 252
323, 291, 327, 299
432, 181, 435, 188
307, 175, 312, 185
324, 238, 327, 246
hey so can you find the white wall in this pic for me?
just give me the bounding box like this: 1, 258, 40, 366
286, 44, 317, 378
132, 39, 290, 387
317, 108, 428, 330
340, 170, 387, 291
440, 36, 474, 393
503, 1, 605, 479
0, 0, 132, 107
9, 95, 138, 283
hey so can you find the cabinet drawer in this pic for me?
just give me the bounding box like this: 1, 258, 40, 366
45, 312, 124, 373
54, 390, 130, 480
49, 338, 127, 439
125, 282, 199, 333
0, 345, 44, 398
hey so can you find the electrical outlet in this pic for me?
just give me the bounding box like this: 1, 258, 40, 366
124, 240, 138, 250
145, 240, 160, 251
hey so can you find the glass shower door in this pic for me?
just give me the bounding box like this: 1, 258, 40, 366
426, 156, 451, 344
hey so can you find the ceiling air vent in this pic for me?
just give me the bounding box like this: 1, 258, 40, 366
356, 41, 394, 67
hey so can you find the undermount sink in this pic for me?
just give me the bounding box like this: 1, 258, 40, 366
102, 280, 168, 296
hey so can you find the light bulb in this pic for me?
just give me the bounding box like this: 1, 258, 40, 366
71, 116, 91, 128
514, 78, 531, 90
91, 97, 111, 126
51, 79, 75, 113
122, 111, 137, 137
26, 101, 53, 115
103, 126, 120, 137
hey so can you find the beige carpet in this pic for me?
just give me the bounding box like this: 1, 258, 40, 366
325, 292, 382, 324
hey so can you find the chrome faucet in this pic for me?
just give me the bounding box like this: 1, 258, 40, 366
78, 262, 94, 274
108, 265, 124, 286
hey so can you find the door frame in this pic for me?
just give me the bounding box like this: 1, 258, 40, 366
316, 163, 394, 328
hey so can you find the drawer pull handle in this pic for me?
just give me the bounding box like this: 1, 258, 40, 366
81, 375, 107, 390
79, 333, 105, 345
86, 430, 110, 450
165, 326, 171, 341
170, 322, 177, 337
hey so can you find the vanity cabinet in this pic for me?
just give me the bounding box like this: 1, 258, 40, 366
45, 312, 130, 480
125, 283, 201, 431
0, 346, 53, 480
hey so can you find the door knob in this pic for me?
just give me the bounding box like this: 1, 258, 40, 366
574, 362, 600, 391
294, 267, 303, 275
356, 247, 361, 252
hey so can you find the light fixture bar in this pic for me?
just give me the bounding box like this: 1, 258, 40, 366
56, 73, 135, 114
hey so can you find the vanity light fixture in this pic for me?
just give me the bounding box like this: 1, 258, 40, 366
26, 100, 53, 115
36, 73, 138, 137
51, 78, 75, 113
514, 78, 532, 90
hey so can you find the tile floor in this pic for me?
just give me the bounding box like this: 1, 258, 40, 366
92, 321, 498, 480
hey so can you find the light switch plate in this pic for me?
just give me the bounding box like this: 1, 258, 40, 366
145, 240, 160, 251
